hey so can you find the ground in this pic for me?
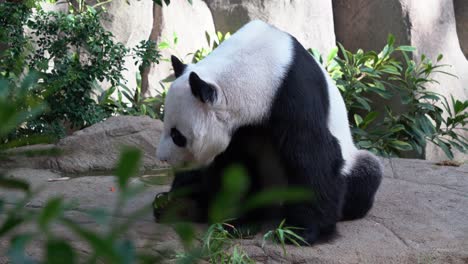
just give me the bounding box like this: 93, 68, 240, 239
1, 158, 467, 264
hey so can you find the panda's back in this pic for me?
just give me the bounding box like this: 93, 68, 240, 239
192, 20, 358, 169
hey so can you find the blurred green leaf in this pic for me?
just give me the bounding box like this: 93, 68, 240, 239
115, 239, 136, 264
0, 177, 30, 192
396, 46, 416, 52
174, 222, 196, 248
0, 215, 25, 237
46, 239, 76, 264
209, 165, 249, 223
244, 187, 313, 212
115, 147, 142, 189
38, 198, 63, 230
7, 234, 35, 264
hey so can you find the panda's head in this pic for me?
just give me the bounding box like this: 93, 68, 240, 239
156, 56, 231, 166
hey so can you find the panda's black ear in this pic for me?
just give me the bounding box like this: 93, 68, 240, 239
171, 55, 186, 78
189, 72, 217, 104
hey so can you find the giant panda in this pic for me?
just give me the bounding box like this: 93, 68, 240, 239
154, 20, 383, 245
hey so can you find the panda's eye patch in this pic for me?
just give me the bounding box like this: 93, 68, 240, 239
170, 128, 187, 147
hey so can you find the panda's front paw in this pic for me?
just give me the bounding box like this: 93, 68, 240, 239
153, 192, 171, 222
283, 223, 336, 246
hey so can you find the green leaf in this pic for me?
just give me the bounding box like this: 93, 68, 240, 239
158, 41, 170, 49
0, 215, 24, 236
174, 222, 196, 247
390, 124, 405, 133
361, 111, 379, 128
454, 100, 467, 114
434, 139, 454, 160
357, 141, 373, 148
353, 96, 371, 111
46, 239, 76, 264
209, 165, 250, 222
0, 177, 30, 192
115, 239, 136, 264
244, 187, 313, 212
327, 47, 338, 64
354, 114, 363, 127
396, 45, 416, 52
389, 140, 413, 151
39, 198, 63, 230
62, 219, 119, 262
114, 148, 142, 190
7, 234, 35, 264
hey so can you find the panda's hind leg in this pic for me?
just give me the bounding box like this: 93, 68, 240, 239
341, 151, 383, 221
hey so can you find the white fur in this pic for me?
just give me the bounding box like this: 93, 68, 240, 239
157, 20, 294, 165
315, 58, 358, 173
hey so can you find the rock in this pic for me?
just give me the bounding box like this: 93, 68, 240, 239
454, 0, 468, 58
48, 116, 167, 173
0, 116, 167, 173
98, 0, 154, 93
332, 0, 468, 161
144, 0, 216, 96
1, 158, 467, 263
203, 0, 336, 55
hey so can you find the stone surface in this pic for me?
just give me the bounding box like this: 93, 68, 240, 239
333, 0, 468, 162
1, 158, 467, 263
98, 0, 154, 93
0, 116, 167, 173
454, 0, 468, 58
204, 0, 336, 55
144, 0, 216, 96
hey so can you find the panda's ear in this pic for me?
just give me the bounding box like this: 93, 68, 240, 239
171, 55, 186, 78
189, 72, 217, 104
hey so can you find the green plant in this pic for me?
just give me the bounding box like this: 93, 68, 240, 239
0, 72, 47, 147
98, 73, 165, 119
311, 35, 467, 159
1, 3, 163, 143
190, 31, 231, 63
173, 223, 255, 264
262, 219, 308, 255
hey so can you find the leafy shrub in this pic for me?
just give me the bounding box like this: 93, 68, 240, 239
0, 3, 162, 144
311, 35, 467, 159
97, 72, 165, 119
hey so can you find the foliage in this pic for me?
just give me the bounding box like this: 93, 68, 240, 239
190, 31, 231, 63
0, 72, 47, 148
97, 73, 165, 119
310, 35, 467, 159
0, 3, 162, 144
263, 219, 308, 255
175, 223, 255, 264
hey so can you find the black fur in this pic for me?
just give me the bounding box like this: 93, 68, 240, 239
171, 55, 186, 78
189, 72, 217, 103
341, 152, 382, 221
266, 38, 346, 243
155, 37, 382, 245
